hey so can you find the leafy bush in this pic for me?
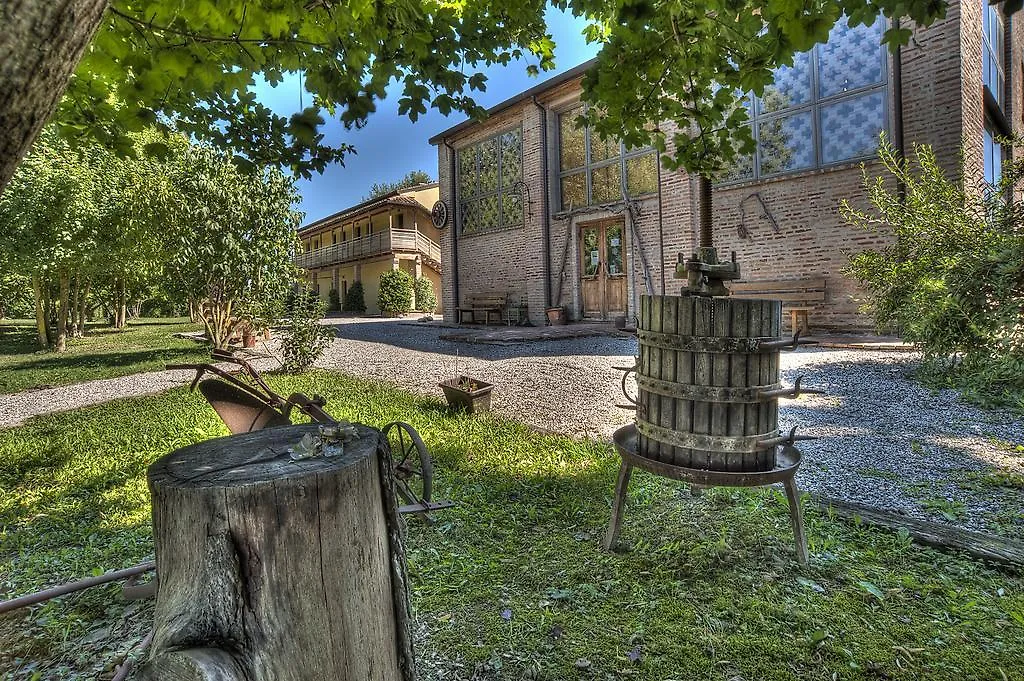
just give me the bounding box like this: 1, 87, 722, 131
280, 286, 335, 373
378, 270, 414, 315
844, 140, 1024, 408
343, 281, 366, 313
327, 287, 341, 312
414, 276, 437, 313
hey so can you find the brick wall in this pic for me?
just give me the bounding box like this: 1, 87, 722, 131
433, 0, 1012, 332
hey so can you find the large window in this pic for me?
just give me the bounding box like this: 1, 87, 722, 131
456, 127, 523, 235
557, 106, 659, 211
726, 17, 888, 182
983, 1, 1005, 111
984, 123, 1003, 191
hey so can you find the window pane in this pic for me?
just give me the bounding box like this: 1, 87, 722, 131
606, 224, 624, 275
626, 153, 658, 196
581, 228, 600, 276
758, 111, 814, 175
561, 172, 586, 210
984, 125, 1002, 187
761, 51, 813, 113
724, 153, 755, 182
591, 164, 622, 203
559, 108, 586, 170
500, 129, 522, 187
501, 192, 523, 229
983, 4, 1004, 108
817, 17, 884, 98
590, 134, 619, 163
478, 195, 499, 232
460, 201, 477, 234
458, 147, 475, 195
819, 91, 885, 164
477, 138, 498, 193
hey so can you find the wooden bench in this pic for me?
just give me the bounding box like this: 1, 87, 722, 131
457, 294, 507, 325
727, 278, 826, 335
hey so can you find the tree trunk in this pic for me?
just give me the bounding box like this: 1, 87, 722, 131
32, 273, 47, 348
43, 279, 54, 347
70, 272, 80, 337
0, 0, 111, 195
54, 271, 69, 352
78, 279, 89, 334
142, 424, 415, 681
118, 278, 127, 329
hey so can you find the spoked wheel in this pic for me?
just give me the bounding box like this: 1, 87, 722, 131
382, 421, 435, 519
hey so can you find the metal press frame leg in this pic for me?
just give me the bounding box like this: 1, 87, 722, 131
603, 460, 633, 550
783, 477, 809, 565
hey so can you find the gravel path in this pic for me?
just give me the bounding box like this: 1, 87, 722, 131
319, 318, 1024, 539
3, 318, 1021, 538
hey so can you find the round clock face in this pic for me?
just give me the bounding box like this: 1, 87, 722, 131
431, 200, 448, 228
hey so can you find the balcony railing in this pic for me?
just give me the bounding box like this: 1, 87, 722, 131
295, 228, 441, 269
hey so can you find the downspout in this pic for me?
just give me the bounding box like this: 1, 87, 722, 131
657, 160, 665, 294
532, 96, 553, 310
893, 17, 906, 202
443, 139, 460, 312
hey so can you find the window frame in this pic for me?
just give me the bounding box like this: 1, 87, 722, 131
455, 124, 525, 236
555, 104, 659, 212
721, 17, 891, 185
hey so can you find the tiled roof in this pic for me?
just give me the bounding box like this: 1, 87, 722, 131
298, 186, 435, 235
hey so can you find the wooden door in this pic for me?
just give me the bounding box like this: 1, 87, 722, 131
579, 221, 627, 320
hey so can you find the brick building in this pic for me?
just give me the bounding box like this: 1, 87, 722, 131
429, 0, 1022, 330
295, 184, 442, 315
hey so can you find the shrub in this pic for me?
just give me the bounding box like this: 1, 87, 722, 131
843, 139, 1024, 408
280, 286, 335, 373
343, 281, 366, 313
414, 276, 437, 313
327, 288, 341, 312
378, 270, 413, 315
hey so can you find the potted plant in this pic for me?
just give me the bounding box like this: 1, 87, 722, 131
439, 374, 494, 413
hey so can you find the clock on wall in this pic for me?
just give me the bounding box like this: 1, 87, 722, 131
431, 200, 449, 228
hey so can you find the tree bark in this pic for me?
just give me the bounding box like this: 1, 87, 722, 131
32, 273, 47, 348
0, 0, 111, 194
142, 424, 415, 681
78, 279, 89, 334
70, 271, 80, 336
43, 279, 54, 347
55, 271, 70, 352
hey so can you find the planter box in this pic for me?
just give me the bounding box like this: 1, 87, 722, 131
439, 376, 493, 414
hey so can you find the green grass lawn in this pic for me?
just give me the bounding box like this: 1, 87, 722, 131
0, 318, 210, 394
1, 372, 1022, 679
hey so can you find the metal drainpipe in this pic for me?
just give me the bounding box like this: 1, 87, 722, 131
532, 96, 553, 310
657, 160, 665, 293
893, 17, 906, 202
443, 139, 459, 312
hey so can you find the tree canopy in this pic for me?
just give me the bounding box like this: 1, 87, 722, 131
365, 170, 434, 200
2, 0, 949, 196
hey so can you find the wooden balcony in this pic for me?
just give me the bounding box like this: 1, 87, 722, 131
295, 228, 441, 270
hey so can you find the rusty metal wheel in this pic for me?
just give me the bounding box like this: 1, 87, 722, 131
382, 421, 433, 508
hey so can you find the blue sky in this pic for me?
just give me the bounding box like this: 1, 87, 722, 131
255, 6, 598, 224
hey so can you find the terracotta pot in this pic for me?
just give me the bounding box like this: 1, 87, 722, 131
545, 306, 567, 326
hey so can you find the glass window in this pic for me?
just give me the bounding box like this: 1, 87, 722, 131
724, 16, 888, 182
456, 127, 524, 235
984, 124, 1003, 190
557, 106, 659, 210
983, 1, 1005, 110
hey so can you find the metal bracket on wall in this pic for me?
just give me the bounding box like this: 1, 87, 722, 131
738, 192, 780, 240
511, 180, 533, 219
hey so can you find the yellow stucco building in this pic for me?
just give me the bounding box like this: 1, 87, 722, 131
296, 183, 442, 315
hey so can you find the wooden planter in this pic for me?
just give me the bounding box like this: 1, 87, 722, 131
439, 376, 493, 413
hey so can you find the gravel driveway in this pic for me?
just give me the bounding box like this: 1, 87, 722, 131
320, 318, 1024, 539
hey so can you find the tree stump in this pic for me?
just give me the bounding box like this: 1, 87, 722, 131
140, 424, 414, 681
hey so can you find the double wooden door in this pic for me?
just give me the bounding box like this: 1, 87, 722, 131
579, 221, 626, 320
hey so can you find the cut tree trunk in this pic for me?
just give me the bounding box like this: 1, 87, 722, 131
142, 424, 415, 681
0, 0, 111, 194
